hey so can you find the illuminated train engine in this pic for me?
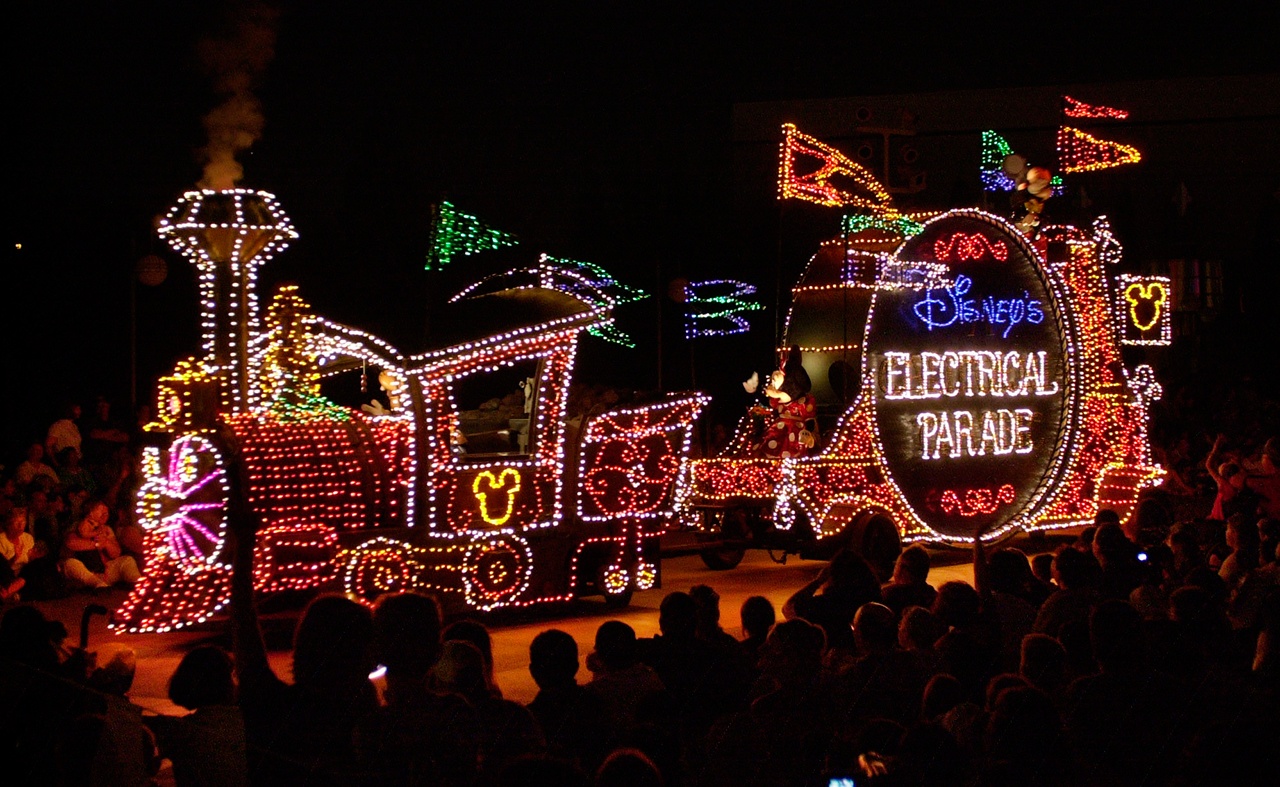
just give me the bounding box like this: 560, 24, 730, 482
115, 189, 705, 633
675, 209, 1164, 572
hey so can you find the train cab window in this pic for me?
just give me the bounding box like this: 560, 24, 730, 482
449, 359, 541, 459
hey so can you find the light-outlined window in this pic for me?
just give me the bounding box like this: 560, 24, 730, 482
449, 359, 541, 460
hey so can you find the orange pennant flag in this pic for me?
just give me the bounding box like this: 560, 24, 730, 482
777, 123, 895, 214
1062, 95, 1129, 120
1057, 126, 1142, 174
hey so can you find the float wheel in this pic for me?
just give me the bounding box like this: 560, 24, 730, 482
341, 538, 416, 607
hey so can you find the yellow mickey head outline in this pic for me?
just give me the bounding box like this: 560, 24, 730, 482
1123, 281, 1167, 332
472, 467, 523, 526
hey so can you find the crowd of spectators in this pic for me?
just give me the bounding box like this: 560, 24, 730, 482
2, 400, 1279, 785
1, 397, 144, 602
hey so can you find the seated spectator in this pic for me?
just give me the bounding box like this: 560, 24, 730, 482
639, 591, 749, 736
61, 501, 140, 589
1220, 513, 1261, 588
974, 537, 1039, 671
435, 639, 543, 775
783, 549, 882, 654
982, 685, 1070, 785
1063, 600, 1184, 785
14, 443, 59, 486
83, 642, 161, 785
56, 447, 96, 497
921, 673, 966, 723
46, 401, 83, 464
443, 618, 501, 696
356, 592, 482, 787
26, 486, 65, 547
933, 581, 1000, 703
898, 605, 946, 676
738, 594, 775, 666
1092, 524, 1141, 597
83, 396, 131, 470
840, 602, 931, 727
1244, 436, 1280, 519
690, 583, 739, 648
881, 544, 937, 617
1, 507, 51, 601
527, 628, 611, 771
1167, 521, 1205, 580
149, 645, 248, 787
585, 620, 666, 730
1259, 518, 1280, 567
1033, 546, 1101, 637
735, 618, 835, 786
1127, 543, 1175, 621
1019, 632, 1069, 706
1030, 552, 1054, 588
0, 605, 95, 784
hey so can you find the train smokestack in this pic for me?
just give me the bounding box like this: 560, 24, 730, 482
157, 188, 297, 412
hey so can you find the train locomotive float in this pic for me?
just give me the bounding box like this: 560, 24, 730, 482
674, 207, 1165, 574
114, 189, 706, 633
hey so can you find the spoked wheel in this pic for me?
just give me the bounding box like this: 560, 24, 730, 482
698, 508, 748, 570
136, 434, 231, 570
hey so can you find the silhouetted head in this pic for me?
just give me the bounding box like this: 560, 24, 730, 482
988, 548, 1033, 595
740, 595, 776, 641
434, 639, 488, 701
853, 602, 897, 655
595, 748, 664, 787
932, 581, 981, 629
373, 591, 442, 680
899, 605, 945, 651
1019, 632, 1067, 692
169, 645, 235, 709
760, 618, 825, 682
529, 629, 579, 689
594, 620, 639, 671
689, 583, 723, 636
444, 619, 495, 683
658, 591, 697, 640
922, 673, 965, 720
893, 544, 931, 585
293, 594, 375, 687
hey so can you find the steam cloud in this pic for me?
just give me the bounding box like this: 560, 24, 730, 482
197, 2, 279, 190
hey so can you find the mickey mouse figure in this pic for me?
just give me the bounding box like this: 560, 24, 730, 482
750, 346, 817, 459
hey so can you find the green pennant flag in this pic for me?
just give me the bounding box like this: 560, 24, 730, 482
426, 201, 519, 271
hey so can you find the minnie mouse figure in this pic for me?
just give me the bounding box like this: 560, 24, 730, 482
751, 346, 817, 459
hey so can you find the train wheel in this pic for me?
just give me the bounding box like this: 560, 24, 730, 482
463, 534, 533, 612
136, 434, 231, 571
341, 538, 417, 607
599, 563, 634, 608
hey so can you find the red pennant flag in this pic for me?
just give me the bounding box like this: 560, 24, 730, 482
778, 123, 894, 213
1057, 126, 1142, 173
1062, 95, 1130, 120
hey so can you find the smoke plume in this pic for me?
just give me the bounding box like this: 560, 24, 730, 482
197, 2, 279, 189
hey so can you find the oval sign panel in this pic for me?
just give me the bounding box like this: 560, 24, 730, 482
862, 213, 1073, 540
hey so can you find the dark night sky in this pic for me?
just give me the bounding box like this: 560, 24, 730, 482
5, 1, 1277, 453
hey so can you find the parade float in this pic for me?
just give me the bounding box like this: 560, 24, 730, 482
114, 189, 705, 633
674, 111, 1168, 573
